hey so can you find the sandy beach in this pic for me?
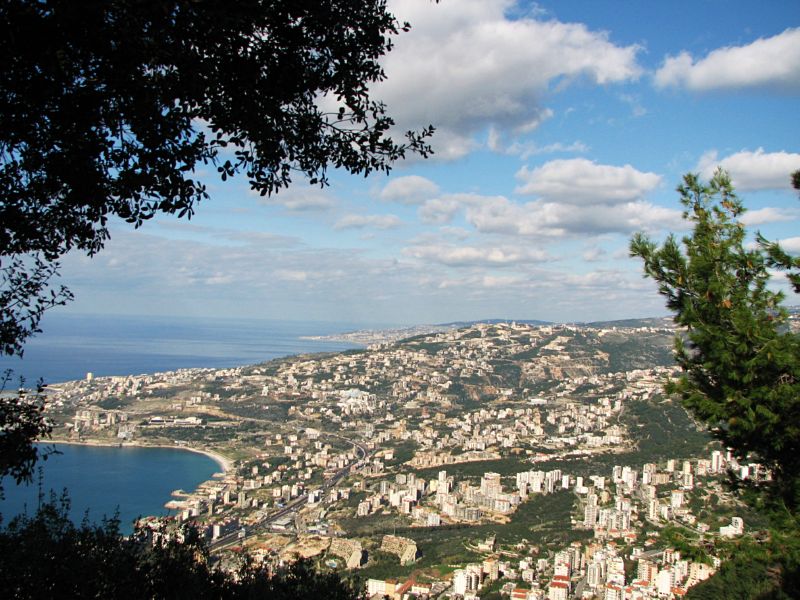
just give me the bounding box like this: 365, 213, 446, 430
179, 446, 233, 473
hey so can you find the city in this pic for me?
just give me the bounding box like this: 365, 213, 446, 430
43, 319, 770, 599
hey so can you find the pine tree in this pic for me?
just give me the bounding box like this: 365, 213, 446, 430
630, 169, 800, 509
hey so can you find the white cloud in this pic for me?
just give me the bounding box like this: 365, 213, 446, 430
203, 273, 234, 285
515, 158, 662, 204
59, 228, 449, 323
373, 0, 642, 159
778, 237, 800, 253
334, 214, 403, 230
582, 246, 608, 262
418, 197, 464, 224
274, 269, 309, 282
416, 192, 505, 225
153, 222, 301, 248
504, 140, 589, 160
618, 93, 647, 117
466, 196, 683, 237
257, 186, 336, 211
438, 226, 471, 240
403, 244, 549, 267
379, 175, 440, 205
741, 207, 800, 226
655, 28, 800, 91
697, 149, 800, 191
59, 224, 672, 324
414, 184, 680, 238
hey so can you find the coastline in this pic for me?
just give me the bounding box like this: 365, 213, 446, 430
49, 439, 233, 473
179, 446, 233, 473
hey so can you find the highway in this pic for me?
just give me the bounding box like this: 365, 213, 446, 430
210, 433, 370, 552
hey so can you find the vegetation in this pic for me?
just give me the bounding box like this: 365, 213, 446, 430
658, 525, 709, 565
596, 332, 674, 374
0, 374, 53, 499
622, 397, 711, 465
631, 170, 800, 508
1, 0, 434, 358
686, 536, 798, 599
387, 440, 418, 465
0, 494, 364, 599
490, 360, 522, 388
632, 170, 800, 595
758, 169, 800, 293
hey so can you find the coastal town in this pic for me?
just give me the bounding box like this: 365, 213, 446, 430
43, 320, 766, 600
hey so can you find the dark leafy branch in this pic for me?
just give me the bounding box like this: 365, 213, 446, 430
0, 0, 434, 354
0, 371, 54, 499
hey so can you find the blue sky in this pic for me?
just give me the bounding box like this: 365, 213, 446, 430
58, 0, 800, 326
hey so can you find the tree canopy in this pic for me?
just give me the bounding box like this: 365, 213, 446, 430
630, 170, 800, 508
0, 494, 364, 599
0, 0, 434, 356
0, 374, 53, 499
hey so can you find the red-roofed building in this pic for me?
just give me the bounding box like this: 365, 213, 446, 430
547, 580, 569, 600
604, 583, 623, 600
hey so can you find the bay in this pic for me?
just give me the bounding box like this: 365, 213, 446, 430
0, 444, 222, 535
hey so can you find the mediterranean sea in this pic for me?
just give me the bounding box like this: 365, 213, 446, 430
0, 312, 366, 384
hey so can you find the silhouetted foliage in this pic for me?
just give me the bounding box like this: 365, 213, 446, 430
0, 494, 364, 599
0, 254, 72, 358
0, 0, 433, 356
0, 372, 53, 499
685, 529, 800, 600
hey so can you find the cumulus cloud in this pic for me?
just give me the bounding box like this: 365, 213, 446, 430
415, 183, 680, 237
741, 207, 800, 226
697, 149, 800, 191
372, 0, 642, 159
655, 28, 800, 91
515, 158, 662, 203
153, 222, 301, 248
403, 244, 549, 267
465, 195, 683, 237
58, 228, 451, 323
435, 273, 531, 290
418, 197, 464, 224
379, 175, 440, 205
333, 214, 403, 230
778, 237, 800, 253
438, 226, 471, 240
60, 225, 670, 324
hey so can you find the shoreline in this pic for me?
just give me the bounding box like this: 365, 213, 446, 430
49, 439, 234, 473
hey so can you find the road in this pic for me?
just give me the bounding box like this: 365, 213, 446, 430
210, 433, 370, 552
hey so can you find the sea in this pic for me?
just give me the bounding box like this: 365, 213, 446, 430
0, 444, 222, 535
0, 312, 366, 385
0, 313, 369, 533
